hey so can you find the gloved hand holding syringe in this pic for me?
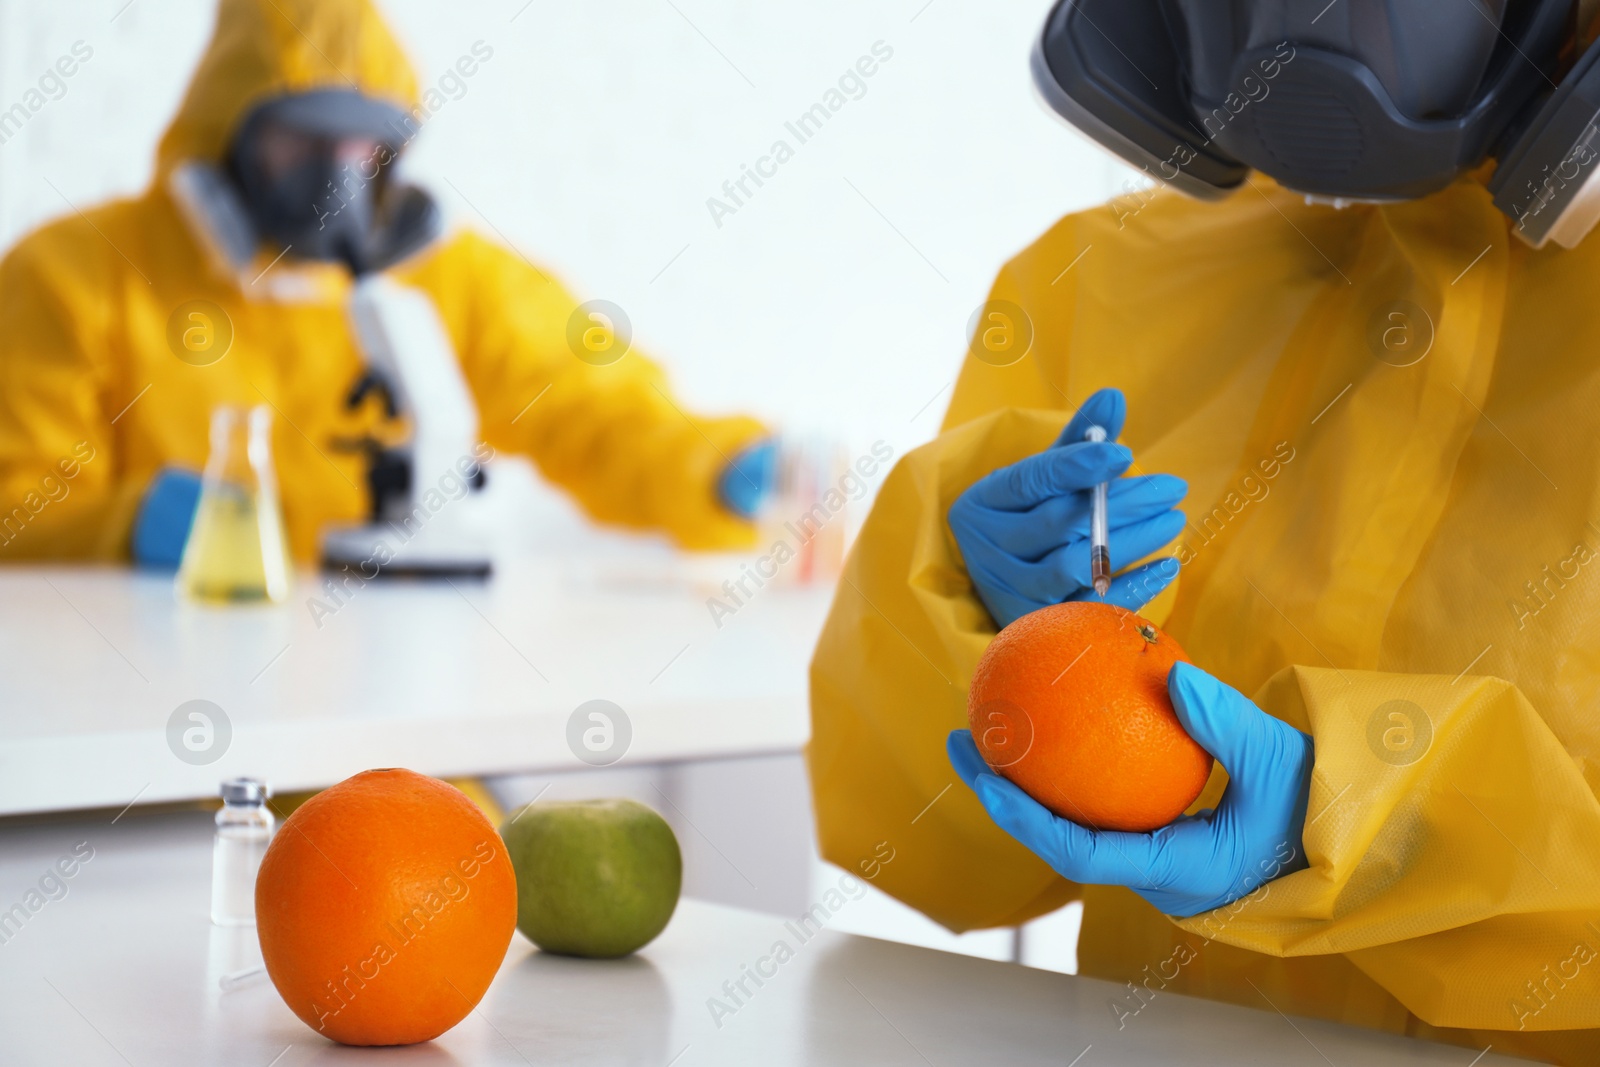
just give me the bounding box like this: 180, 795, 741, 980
945, 388, 1187, 628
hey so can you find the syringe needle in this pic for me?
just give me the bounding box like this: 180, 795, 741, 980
1085, 425, 1111, 597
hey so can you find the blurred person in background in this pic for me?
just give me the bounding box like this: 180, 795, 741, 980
811, 1, 1600, 1062
0, 0, 775, 565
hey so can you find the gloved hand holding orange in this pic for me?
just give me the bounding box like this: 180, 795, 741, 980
964, 600, 1213, 832
951, 601, 1315, 917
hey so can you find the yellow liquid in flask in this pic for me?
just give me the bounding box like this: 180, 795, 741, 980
178, 405, 291, 604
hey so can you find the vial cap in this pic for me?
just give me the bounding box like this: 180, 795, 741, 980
220, 777, 269, 805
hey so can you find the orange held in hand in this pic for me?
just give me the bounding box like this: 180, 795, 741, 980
255, 769, 517, 1046
968, 602, 1213, 832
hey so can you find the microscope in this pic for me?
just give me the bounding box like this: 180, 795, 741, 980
321, 273, 496, 578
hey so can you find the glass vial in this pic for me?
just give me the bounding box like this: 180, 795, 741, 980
179, 404, 291, 603
211, 777, 274, 926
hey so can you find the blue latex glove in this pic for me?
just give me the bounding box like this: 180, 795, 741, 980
947, 388, 1187, 628
948, 662, 1314, 918
131, 468, 203, 569
718, 439, 778, 519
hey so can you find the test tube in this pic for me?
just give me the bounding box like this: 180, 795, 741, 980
1084, 425, 1110, 596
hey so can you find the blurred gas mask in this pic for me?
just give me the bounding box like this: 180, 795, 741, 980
227, 89, 440, 273
1032, 0, 1600, 248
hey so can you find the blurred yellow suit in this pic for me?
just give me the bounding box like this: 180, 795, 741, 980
811, 177, 1600, 1063
0, 0, 763, 561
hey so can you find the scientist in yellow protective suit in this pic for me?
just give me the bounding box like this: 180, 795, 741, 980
0, 0, 772, 564
812, 2, 1600, 1063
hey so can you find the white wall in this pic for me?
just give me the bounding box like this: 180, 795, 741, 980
0, 0, 1131, 458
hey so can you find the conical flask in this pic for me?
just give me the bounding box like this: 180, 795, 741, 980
178, 405, 291, 603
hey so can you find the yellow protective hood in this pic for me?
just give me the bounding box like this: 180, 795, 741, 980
155, 0, 418, 174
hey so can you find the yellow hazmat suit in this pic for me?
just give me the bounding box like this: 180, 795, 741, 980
810, 177, 1600, 1063
0, 0, 763, 562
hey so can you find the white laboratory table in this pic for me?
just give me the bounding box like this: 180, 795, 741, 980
0, 810, 1531, 1066
0, 561, 833, 815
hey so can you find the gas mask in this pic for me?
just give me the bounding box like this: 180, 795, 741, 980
1032, 0, 1600, 248
227, 89, 440, 273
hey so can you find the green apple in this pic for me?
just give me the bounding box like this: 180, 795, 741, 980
499, 798, 682, 958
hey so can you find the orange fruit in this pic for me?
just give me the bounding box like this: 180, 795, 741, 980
967, 601, 1213, 832
255, 769, 517, 1046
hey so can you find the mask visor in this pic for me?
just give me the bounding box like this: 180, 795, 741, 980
1031, 0, 1246, 200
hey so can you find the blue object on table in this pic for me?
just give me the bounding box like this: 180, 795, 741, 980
946, 387, 1188, 628
718, 439, 778, 519
132, 468, 203, 569
948, 661, 1315, 918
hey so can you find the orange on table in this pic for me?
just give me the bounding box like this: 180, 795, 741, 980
255, 768, 517, 1046
967, 601, 1213, 832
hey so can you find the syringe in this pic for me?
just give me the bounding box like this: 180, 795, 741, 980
1084, 425, 1111, 596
